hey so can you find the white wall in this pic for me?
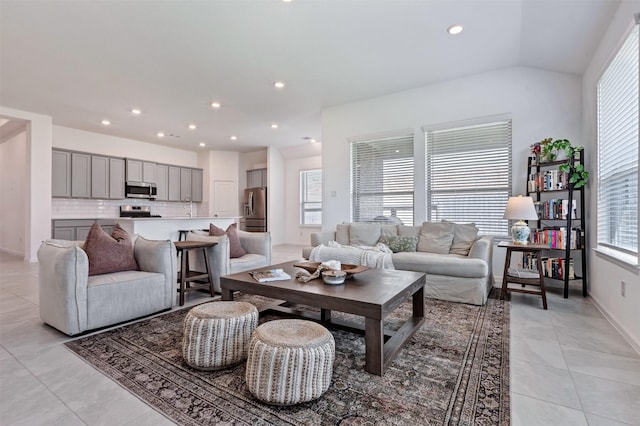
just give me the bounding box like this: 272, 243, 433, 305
53, 126, 198, 167
268, 147, 285, 245
284, 155, 322, 245
0, 131, 27, 256
321, 66, 583, 281
582, 0, 640, 352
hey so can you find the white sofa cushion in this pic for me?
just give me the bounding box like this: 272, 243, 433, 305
417, 222, 455, 254
392, 252, 488, 278
336, 224, 350, 245
443, 220, 480, 256
349, 223, 381, 246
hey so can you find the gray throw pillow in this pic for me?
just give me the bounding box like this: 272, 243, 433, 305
443, 220, 479, 256
398, 225, 421, 238
349, 222, 381, 246
416, 221, 455, 254
336, 223, 350, 245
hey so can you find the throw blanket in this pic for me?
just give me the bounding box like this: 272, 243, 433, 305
309, 241, 395, 269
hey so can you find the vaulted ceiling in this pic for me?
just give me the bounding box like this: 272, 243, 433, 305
0, 0, 619, 152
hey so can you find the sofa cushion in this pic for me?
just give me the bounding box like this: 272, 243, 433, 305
380, 224, 399, 237
336, 224, 350, 245
379, 235, 418, 253
210, 223, 246, 258
398, 225, 421, 238
229, 253, 268, 274
349, 223, 381, 246
83, 223, 138, 276
392, 252, 488, 278
416, 222, 455, 254
443, 220, 479, 256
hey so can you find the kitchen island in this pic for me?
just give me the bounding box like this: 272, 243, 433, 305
116, 217, 239, 241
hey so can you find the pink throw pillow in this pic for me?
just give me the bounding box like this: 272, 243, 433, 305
84, 223, 138, 276
209, 222, 246, 258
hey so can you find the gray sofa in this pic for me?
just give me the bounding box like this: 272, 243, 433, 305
304, 222, 494, 305
186, 229, 271, 293
37, 237, 176, 336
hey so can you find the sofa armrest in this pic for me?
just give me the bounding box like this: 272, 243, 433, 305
468, 235, 494, 284
311, 231, 337, 247
186, 233, 229, 292
37, 240, 89, 335
238, 230, 272, 264
134, 237, 177, 308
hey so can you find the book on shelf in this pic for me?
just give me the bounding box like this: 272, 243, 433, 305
530, 226, 583, 249
527, 170, 570, 192
249, 269, 292, 283
533, 199, 577, 220
523, 253, 575, 280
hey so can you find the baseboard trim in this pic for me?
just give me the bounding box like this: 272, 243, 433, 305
0, 247, 24, 257
590, 296, 640, 356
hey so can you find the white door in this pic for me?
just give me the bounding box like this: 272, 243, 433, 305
213, 180, 236, 217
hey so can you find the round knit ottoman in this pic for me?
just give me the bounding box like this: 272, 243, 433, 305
245, 319, 335, 405
182, 301, 258, 370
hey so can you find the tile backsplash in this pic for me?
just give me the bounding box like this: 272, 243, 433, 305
52, 198, 200, 219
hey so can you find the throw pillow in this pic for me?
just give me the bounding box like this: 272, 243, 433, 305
398, 225, 421, 238
378, 235, 418, 253
443, 220, 479, 256
83, 223, 138, 276
210, 223, 246, 258
416, 221, 455, 254
380, 224, 399, 238
349, 222, 381, 246
336, 223, 350, 245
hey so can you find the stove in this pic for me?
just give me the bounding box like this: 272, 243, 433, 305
119, 205, 161, 218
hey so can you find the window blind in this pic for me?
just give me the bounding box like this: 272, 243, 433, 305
597, 24, 639, 255
300, 169, 322, 225
425, 120, 512, 236
351, 133, 414, 225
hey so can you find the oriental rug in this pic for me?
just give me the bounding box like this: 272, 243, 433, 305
65, 292, 510, 425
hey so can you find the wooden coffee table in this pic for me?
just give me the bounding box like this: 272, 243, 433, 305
220, 261, 426, 376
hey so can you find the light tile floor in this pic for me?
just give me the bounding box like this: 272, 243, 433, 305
1, 245, 639, 425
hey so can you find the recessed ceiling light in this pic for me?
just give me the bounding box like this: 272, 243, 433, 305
274, 81, 285, 89
131, 108, 142, 115
310, 139, 317, 143
188, 123, 197, 130
101, 119, 111, 126
271, 123, 278, 129
230, 135, 238, 141
447, 24, 463, 35
211, 102, 221, 108
199, 142, 206, 147
157, 132, 165, 137
282, 0, 292, 2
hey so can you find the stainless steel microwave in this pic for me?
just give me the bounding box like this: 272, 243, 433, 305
125, 181, 157, 199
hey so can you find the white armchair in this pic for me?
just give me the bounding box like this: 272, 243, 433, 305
186, 230, 271, 293
37, 237, 176, 336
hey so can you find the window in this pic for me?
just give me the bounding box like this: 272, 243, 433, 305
351, 132, 414, 225
425, 119, 512, 236
597, 23, 639, 257
300, 169, 322, 225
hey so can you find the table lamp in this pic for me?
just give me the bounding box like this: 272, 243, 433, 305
503, 195, 538, 245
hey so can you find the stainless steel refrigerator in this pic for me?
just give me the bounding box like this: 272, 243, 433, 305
241, 187, 267, 232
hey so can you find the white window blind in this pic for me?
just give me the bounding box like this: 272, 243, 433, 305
351, 133, 414, 225
597, 23, 639, 255
425, 120, 512, 236
300, 169, 322, 225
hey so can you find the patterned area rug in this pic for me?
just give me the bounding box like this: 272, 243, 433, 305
65, 292, 510, 425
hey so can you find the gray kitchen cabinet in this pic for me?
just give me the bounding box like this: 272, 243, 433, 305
51, 219, 117, 241
91, 155, 109, 199
53, 227, 75, 240
247, 168, 267, 188
71, 152, 91, 198
109, 158, 125, 199
126, 159, 142, 182
143, 161, 156, 183
180, 168, 192, 201
76, 226, 92, 241
52, 149, 71, 197
168, 166, 181, 201
155, 164, 168, 201
191, 169, 203, 202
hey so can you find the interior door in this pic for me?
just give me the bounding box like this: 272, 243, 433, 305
213, 180, 236, 217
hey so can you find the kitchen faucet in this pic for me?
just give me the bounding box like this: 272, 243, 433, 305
183, 196, 193, 217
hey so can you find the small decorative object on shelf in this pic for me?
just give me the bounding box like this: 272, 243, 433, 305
503, 195, 538, 245
525, 140, 588, 298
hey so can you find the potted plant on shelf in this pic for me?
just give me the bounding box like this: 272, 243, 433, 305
532, 138, 589, 188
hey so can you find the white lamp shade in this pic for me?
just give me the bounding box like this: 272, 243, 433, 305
503, 196, 538, 220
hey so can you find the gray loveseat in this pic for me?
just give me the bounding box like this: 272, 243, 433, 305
304, 222, 494, 305
38, 237, 176, 335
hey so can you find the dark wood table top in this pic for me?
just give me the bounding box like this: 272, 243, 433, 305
498, 241, 549, 251
173, 240, 217, 250
221, 261, 425, 320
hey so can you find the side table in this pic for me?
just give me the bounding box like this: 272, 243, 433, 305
499, 241, 548, 310
174, 240, 217, 306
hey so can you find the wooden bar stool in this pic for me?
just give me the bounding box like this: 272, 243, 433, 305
499, 241, 548, 310
174, 240, 217, 306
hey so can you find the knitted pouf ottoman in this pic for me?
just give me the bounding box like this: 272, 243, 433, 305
182, 301, 258, 370
245, 319, 335, 405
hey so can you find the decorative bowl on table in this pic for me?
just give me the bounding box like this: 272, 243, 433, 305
322, 270, 347, 285
293, 262, 369, 279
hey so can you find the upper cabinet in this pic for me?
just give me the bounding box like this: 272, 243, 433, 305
191, 169, 203, 202
71, 152, 91, 198
155, 164, 169, 201
91, 155, 109, 199
247, 168, 267, 188
168, 166, 181, 201
52, 150, 71, 197
109, 158, 125, 199
126, 159, 156, 184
